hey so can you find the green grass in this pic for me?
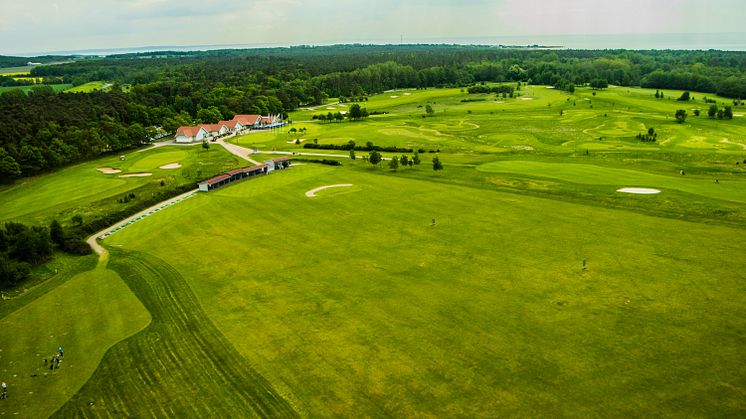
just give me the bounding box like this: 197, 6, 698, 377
54, 250, 298, 417
0, 145, 241, 226
477, 160, 746, 203
2, 85, 746, 417
0, 265, 151, 418
99, 165, 745, 416
63, 81, 111, 93
234, 86, 746, 157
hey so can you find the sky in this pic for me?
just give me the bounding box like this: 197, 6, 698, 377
1, 0, 745, 55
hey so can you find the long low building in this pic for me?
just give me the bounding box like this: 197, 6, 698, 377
198, 161, 289, 192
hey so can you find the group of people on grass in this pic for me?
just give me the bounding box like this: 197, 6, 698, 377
0, 347, 64, 401
45, 347, 64, 371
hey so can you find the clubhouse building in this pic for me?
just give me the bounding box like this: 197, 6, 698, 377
175, 114, 285, 143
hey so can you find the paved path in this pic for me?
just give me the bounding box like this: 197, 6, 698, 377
215, 138, 263, 165
86, 189, 198, 259
301, 101, 340, 111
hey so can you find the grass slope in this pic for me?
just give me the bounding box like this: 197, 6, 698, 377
104, 165, 746, 417
54, 250, 298, 417
477, 160, 746, 203
0, 146, 240, 226
0, 265, 150, 418
63, 81, 110, 93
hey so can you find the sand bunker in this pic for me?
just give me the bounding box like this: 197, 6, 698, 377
404, 92, 412, 96
287, 139, 306, 144
159, 163, 181, 169
97, 167, 121, 174
617, 187, 661, 195
735, 114, 744, 117
520, 97, 533, 101
390, 95, 399, 98
326, 107, 335, 110
119, 172, 152, 178
305, 184, 353, 198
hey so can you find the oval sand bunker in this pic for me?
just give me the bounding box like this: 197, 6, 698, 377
305, 184, 353, 198
159, 163, 182, 169
617, 187, 661, 195
119, 172, 153, 178
97, 167, 122, 174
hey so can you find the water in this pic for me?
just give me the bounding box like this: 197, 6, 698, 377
14, 32, 746, 57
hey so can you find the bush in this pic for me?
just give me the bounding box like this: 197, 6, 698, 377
62, 236, 93, 255
0, 254, 31, 289
303, 143, 413, 153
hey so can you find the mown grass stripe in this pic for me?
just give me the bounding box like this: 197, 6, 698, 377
53, 249, 298, 418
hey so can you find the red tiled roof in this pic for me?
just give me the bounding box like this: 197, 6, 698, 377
200, 124, 222, 133
232, 114, 262, 125
220, 120, 241, 129
226, 168, 245, 176
175, 126, 203, 137
201, 174, 230, 186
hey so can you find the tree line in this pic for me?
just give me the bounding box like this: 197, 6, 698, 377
0, 219, 91, 290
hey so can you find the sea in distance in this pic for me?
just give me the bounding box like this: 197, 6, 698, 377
14, 32, 746, 56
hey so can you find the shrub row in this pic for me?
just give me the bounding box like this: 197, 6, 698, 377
303, 143, 413, 153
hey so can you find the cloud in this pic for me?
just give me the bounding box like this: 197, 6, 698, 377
1, 0, 744, 55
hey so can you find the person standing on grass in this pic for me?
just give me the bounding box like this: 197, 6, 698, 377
58, 347, 63, 358
1, 381, 6, 399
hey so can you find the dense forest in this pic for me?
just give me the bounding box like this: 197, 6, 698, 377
2, 45, 746, 180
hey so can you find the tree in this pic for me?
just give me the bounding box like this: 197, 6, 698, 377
196, 106, 223, 123
432, 155, 444, 171
202, 139, 210, 150
675, 109, 687, 123
368, 151, 382, 166
655, 90, 660, 98
590, 79, 608, 89
49, 219, 64, 247
0, 149, 21, 181
677, 91, 690, 101
693, 109, 700, 116
412, 152, 421, 165
708, 104, 718, 118
0, 254, 31, 289
399, 155, 409, 166
348, 103, 362, 120
425, 104, 434, 116
388, 156, 399, 171
71, 214, 83, 226
349, 149, 356, 160
334, 112, 344, 122
724, 106, 733, 119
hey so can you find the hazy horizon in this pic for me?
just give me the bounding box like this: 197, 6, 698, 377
2, 0, 745, 56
